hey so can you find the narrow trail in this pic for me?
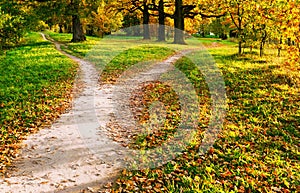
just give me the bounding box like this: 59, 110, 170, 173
0, 33, 196, 193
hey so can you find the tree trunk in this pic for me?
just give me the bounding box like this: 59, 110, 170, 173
71, 15, 86, 42
173, 0, 185, 44
260, 31, 267, 57
59, 24, 63, 33
278, 37, 282, 57
260, 42, 264, 57
238, 40, 242, 55
157, 0, 166, 41
143, 1, 150, 40
237, 5, 243, 55
70, 0, 86, 42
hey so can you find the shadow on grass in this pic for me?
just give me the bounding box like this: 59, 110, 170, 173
212, 52, 271, 64
22, 41, 52, 48
1, 42, 51, 54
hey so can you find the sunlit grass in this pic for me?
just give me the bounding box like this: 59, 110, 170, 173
41, 32, 299, 192
113, 45, 299, 192
0, 32, 77, 174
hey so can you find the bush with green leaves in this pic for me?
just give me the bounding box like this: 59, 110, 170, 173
0, 7, 26, 49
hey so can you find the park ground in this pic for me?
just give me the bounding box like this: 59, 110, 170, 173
0, 32, 299, 192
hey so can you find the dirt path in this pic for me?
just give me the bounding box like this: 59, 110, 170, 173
0, 34, 120, 193
0, 34, 197, 193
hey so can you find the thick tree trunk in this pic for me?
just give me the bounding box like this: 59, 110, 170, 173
59, 24, 63, 33
157, 0, 166, 41
71, 15, 86, 42
173, 0, 185, 44
70, 0, 86, 42
143, 1, 150, 40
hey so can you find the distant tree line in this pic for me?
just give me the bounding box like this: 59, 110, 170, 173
0, 0, 299, 63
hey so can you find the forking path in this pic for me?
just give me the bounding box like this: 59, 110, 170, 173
0, 33, 196, 193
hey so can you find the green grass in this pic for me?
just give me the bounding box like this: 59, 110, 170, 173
113, 45, 300, 192
45, 32, 198, 84
45, 31, 222, 60
197, 38, 236, 46
99, 46, 175, 84
0, 32, 77, 174
44, 31, 100, 57
14, 32, 299, 192
45, 32, 299, 192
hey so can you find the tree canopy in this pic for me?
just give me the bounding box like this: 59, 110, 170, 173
0, 0, 299, 62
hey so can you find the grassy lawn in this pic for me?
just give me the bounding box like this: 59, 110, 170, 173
2, 32, 299, 192
44, 31, 195, 84
113, 46, 299, 192
44, 31, 100, 57
44, 32, 299, 192
0, 32, 77, 174
196, 38, 236, 46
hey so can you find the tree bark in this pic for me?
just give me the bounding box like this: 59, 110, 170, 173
143, 1, 150, 40
157, 0, 166, 41
260, 42, 264, 57
230, 5, 243, 55
173, 0, 185, 44
59, 24, 63, 33
70, 0, 86, 42
71, 15, 86, 42
238, 10, 243, 55
278, 37, 282, 57
238, 41, 242, 55
260, 32, 267, 57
